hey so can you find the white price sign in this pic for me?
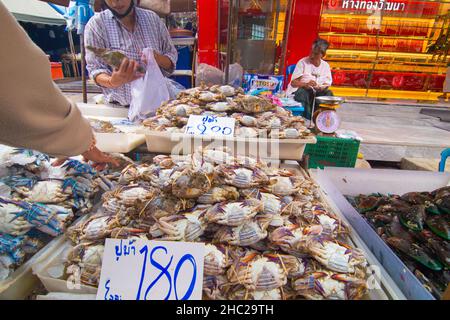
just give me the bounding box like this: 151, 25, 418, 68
185, 115, 235, 137
96, 239, 205, 300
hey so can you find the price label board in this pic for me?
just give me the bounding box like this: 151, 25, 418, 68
185, 115, 235, 137
96, 239, 205, 300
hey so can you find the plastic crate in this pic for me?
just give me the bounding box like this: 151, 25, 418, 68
304, 136, 360, 169
285, 106, 304, 116
51, 62, 64, 80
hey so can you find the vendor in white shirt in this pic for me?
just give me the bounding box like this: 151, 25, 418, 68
287, 38, 333, 120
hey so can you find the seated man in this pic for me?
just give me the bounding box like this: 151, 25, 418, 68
287, 38, 333, 120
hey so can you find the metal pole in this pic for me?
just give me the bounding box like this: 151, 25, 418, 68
279, 0, 293, 77
273, 0, 280, 75
80, 33, 87, 103
309, 87, 316, 129
224, 0, 234, 84
68, 30, 79, 77
217, 0, 221, 67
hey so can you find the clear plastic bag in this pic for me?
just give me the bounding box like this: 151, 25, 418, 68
129, 48, 170, 122
166, 78, 186, 99
195, 63, 244, 88
227, 63, 244, 87
195, 63, 224, 87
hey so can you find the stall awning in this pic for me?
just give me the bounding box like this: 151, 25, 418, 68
3, 0, 65, 25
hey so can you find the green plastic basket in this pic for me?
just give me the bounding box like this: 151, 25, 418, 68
304, 136, 360, 169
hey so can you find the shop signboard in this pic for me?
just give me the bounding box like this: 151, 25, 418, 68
96, 239, 205, 300
325, 0, 440, 16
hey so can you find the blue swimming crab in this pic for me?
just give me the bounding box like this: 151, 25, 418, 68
61, 159, 96, 176
205, 199, 263, 227
86, 46, 146, 74
292, 270, 367, 300
0, 197, 73, 237
0, 201, 33, 236
227, 251, 288, 291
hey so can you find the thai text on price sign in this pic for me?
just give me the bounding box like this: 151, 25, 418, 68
96, 239, 205, 300
185, 115, 235, 137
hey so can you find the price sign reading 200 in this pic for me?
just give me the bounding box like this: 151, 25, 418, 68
185, 115, 236, 137
136, 245, 197, 300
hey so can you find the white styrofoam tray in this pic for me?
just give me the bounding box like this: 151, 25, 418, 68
0, 235, 66, 300
308, 172, 405, 300
143, 130, 317, 160
312, 167, 450, 300
85, 115, 146, 153
77, 103, 129, 118
32, 213, 98, 295
32, 240, 98, 295
32, 165, 397, 300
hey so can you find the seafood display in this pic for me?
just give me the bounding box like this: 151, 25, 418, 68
53, 148, 370, 300
89, 119, 122, 134
346, 188, 450, 299
0, 146, 100, 281
143, 85, 314, 139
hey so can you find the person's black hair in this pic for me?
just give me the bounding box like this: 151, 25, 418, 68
312, 38, 330, 55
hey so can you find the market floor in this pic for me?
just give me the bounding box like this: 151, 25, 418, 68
337, 101, 450, 162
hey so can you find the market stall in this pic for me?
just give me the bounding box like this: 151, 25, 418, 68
2, 82, 450, 300
2, 1, 449, 302
0, 82, 404, 300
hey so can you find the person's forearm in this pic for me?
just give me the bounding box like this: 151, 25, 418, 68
95, 73, 116, 88
155, 53, 174, 71
291, 78, 306, 88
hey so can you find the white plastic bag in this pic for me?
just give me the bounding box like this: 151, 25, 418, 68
129, 48, 170, 122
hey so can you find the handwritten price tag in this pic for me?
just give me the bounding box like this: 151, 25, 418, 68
96, 239, 205, 300
185, 115, 235, 137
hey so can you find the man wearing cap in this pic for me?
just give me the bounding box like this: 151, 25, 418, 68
85, 0, 178, 107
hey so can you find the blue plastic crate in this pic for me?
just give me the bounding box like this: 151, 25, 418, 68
285, 106, 304, 116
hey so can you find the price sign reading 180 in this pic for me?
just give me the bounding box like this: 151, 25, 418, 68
185, 115, 235, 138
96, 239, 205, 300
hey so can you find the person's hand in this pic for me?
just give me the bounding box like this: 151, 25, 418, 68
315, 85, 328, 92
109, 58, 144, 88
52, 147, 119, 171
307, 80, 318, 88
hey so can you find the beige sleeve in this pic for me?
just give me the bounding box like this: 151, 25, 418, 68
0, 3, 93, 157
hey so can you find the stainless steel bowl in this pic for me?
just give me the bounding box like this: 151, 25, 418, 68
315, 96, 345, 105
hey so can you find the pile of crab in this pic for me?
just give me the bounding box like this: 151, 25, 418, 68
60, 148, 369, 300
142, 84, 314, 140
0, 146, 103, 281
89, 119, 123, 134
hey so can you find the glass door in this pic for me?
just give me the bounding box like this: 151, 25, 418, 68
220, 0, 290, 75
